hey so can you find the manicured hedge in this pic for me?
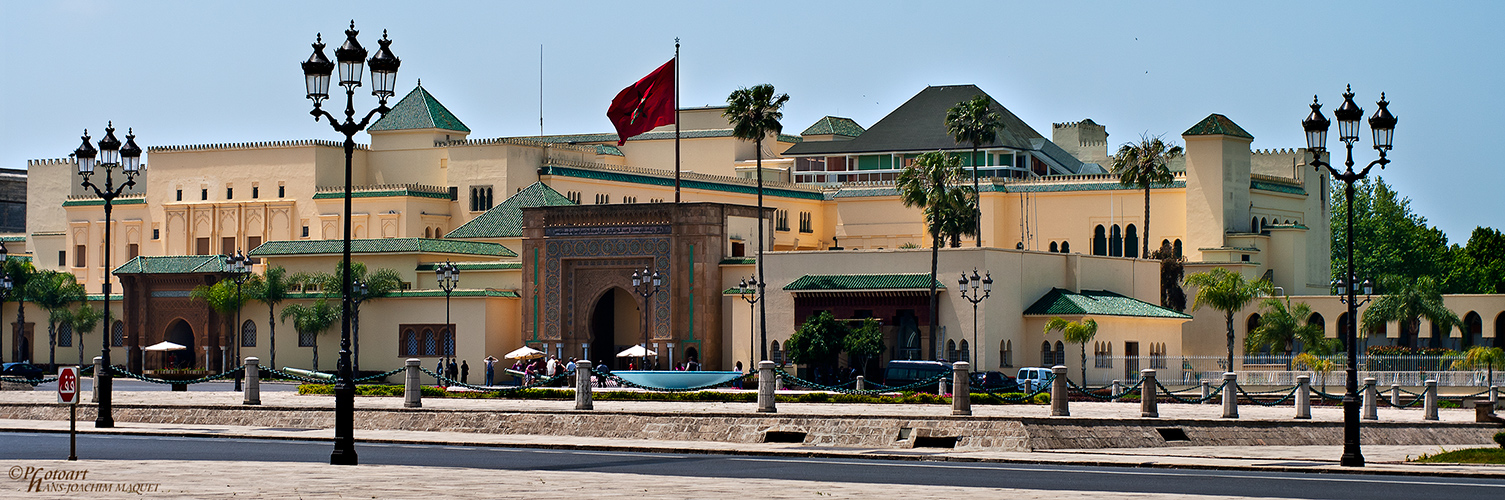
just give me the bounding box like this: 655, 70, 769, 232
295, 384, 1048, 404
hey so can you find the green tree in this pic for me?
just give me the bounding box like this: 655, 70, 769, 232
1361, 276, 1460, 348
1110, 134, 1182, 259
1185, 267, 1273, 372
190, 278, 253, 370
1150, 241, 1185, 311
0, 258, 38, 363
1246, 297, 1335, 368
311, 262, 403, 373
28, 270, 85, 368
937, 186, 979, 247
1044, 317, 1098, 384
247, 265, 293, 371
897, 151, 971, 361
945, 95, 1002, 247
842, 318, 885, 376
1331, 176, 1449, 286
724, 83, 788, 363
1450, 227, 1505, 294
1293, 352, 1337, 394
280, 298, 338, 372
786, 311, 849, 377
1452, 346, 1505, 390
65, 304, 101, 366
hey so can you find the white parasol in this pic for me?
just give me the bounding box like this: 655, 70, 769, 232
143, 341, 187, 352
503, 346, 546, 360
615, 345, 657, 358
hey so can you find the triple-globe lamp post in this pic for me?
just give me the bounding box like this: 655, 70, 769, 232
72, 124, 143, 428
632, 268, 663, 370
228, 251, 252, 391
0, 242, 10, 363
737, 277, 761, 371
1302, 84, 1396, 468
958, 269, 992, 368
300, 20, 402, 466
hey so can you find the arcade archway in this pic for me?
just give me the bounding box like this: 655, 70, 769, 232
589, 287, 640, 370
162, 319, 195, 370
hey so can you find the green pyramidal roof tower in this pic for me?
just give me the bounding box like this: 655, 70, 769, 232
370, 82, 471, 133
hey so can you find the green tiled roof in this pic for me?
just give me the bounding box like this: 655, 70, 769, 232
248, 238, 515, 258
63, 197, 147, 207
800, 116, 865, 137
722, 287, 756, 295
369, 84, 471, 133
784, 274, 945, 291
1024, 288, 1191, 319
312, 187, 452, 200
414, 262, 521, 271
720, 257, 756, 265
113, 255, 229, 275
445, 182, 575, 239
0, 235, 24, 242
1182, 114, 1253, 139
1250, 179, 1305, 195
541, 164, 825, 201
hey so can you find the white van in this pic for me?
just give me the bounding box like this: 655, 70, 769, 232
1016, 367, 1053, 393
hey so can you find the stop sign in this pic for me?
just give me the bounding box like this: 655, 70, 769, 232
57, 367, 79, 405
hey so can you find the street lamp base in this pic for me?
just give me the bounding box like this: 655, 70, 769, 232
94, 375, 114, 428
329, 447, 358, 466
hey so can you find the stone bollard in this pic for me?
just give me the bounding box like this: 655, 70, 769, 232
1391, 383, 1401, 407
1201, 380, 1211, 404
1295, 375, 1311, 419
856, 375, 865, 391
1051, 366, 1069, 417
1112, 380, 1122, 401
1141, 369, 1158, 418
92, 356, 103, 403
952, 362, 971, 416
244, 357, 261, 406
1362, 377, 1378, 420
1423, 379, 1439, 421
938, 375, 948, 396
575, 360, 594, 410
776, 375, 784, 392
1222, 372, 1238, 418
757, 361, 777, 413
404, 359, 422, 408
1492, 385, 1499, 405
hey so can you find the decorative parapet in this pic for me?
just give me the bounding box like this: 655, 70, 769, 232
148, 139, 363, 153
313, 183, 452, 200
541, 158, 824, 200
434, 136, 599, 154
63, 193, 147, 206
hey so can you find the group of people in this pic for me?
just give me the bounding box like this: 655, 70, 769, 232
433, 355, 747, 388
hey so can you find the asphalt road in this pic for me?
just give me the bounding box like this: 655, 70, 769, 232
0, 433, 1500, 499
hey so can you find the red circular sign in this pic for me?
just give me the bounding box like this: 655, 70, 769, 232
57, 368, 78, 404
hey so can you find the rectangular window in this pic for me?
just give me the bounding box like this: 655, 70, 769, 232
222, 237, 235, 255
278, 185, 286, 198
196, 238, 211, 255
128, 244, 139, 259
201, 188, 208, 200
226, 187, 233, 199
74, 245, 86, 268
246, 236, 262, 264
152, 228, 160, 240
175, 189, 183, 201
301, 226, 309, 238
252, 186, 259, 199
58, 250, 66, 267
799, 212, 813, 233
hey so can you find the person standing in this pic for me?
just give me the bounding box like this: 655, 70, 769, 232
460, 360, 470, 384
448, 359, 459, 382
484, 356, 497, 386
734, 361, 744, 389
435, 359, 445, 387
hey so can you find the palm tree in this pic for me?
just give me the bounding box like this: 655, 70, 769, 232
1246, 297, 1332, 363
937, 187, 979, 247
1294, 352, 1337, 394
190, 278, 252, 370
248, 265, 292, 371
724, 83, 788, 362
280, 298, 338, 372
1453, 346, 1504, 390
68, 304, 101, 366
1185, 267, 1272, 372
1045, 317, 1098, 384
1361, 276, 1460, 348
1110, 135, 1183, 258
29, 270, 85, 368
946, 95, 1002, 247
315, 262, 403, 373
1, 258, 37, 363
897, 151, 972, 360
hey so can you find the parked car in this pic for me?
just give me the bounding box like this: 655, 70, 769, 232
881, 360, 950, 392
1, 362, 45, 386
970, 371, 1018, 391
1015, 367, 1053, 393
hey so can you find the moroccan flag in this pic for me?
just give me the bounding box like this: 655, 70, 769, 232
607, 58, 676, 146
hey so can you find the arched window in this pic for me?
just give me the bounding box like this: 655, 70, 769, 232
1000, 340, 1011, 368
299, 328, 315, 347
1054, 341, 1066, 366
1260, 217, 1268, 233
111, 320, 124, 347
58, 323, 73, 347
1496, 312, 1505, 348
1092, 225, 1107, 256
1464, 312, 1483, 349
1109, 225, 1123, 257
1173, 239, 1183, 258
1049, 241, 1058, 252
1251, 217, 1259, 233
442, 327, 455, 358
403, 328, 418, 356
1093, 341, 1104, 368
1308, 313, 1326, 349
1246, 314, 1264, 356
424, 227, 432, 238
422, 328, 437, 355
1060, 241, 1070, 253
241, 320, 257, 347
771, 341, 784, 365
1125, 224, 1139, 259
947, 339, 958, 363
959, 340, 970, 364
1041, 341, 1052, 367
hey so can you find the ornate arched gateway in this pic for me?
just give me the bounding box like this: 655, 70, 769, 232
522, 202, 764, 370
115, 255, 237, 372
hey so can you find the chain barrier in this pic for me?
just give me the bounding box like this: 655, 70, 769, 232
774, 366, 947, 395
263, 368, 338, 384
0, 375, 58, 385
1379, 393, 1425, 408
1067, 378, 1145, 401
1314, 389, 1346, 401
1439, 388, 1492, 401
1157, 380, 1226, 404
355, 368, 405, 383
602, 372, 753, 393
420, 366, 573, 392
1236, 385, 1299, 407
107, 365, 245, 385
978, 377, 1054, 402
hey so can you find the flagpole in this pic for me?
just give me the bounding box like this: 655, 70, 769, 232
674, 38, 681, 204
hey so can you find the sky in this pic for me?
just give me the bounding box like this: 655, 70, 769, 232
2, 1, 1501, 244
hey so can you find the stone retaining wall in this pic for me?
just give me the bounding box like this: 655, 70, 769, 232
1, 403, 1498, 451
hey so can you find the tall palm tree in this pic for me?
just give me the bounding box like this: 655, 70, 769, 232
29, 270, 85, 368
280, 298, 338, 372
937, 187, 979, 247
1453, 346, 1504, 391
1361, 276, 1460, 348
1110, 135, 1183, 258
248, 265, 292, 371
1, 258, 37, 363
190, 278, 251, 370
1044, 316, 1098, 384
724, 83, 788, 362
897, 151, 971, 360
315, 262, 402, 373
1185, 267, 1272, 372
1247, 297, 1331, 356
946, 95, 1002, 247
67, 304, 101, 366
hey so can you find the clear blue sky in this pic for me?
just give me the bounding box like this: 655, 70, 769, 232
3, 1, 1500, 244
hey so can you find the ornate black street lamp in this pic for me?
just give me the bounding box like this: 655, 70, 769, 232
228, 251, 251, 391
0, 242, 10, 363
73, 124, 143, 428
435, 261, 458, 375
958, 269, 992, 367
300, 20, 401, 465
632, 268, 663, 370
1303, 85, 1395, 467
737, 277, 761, 371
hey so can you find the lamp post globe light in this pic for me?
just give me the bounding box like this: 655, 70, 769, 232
72, 124, 143, 428
435, 261, 458, 376
958, 269, 992, 368
228, 251, 252, 391
1302, 85, 1395, 468
300, 20, 401, 466
632, 268, 663, 370
737, 277, 761, 371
